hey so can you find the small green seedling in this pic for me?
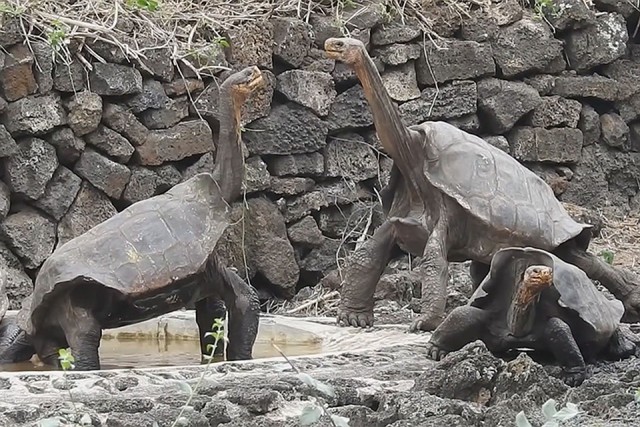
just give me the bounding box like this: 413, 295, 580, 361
57, 347, 75, 371
126, 0, 159, 12
599, 249, 615, 265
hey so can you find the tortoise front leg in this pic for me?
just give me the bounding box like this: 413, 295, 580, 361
542, 317, 586, 386
410, 217, 450, 332
195, 297, 226, 362
426, 305, 489, 360
204, 253, 260, 361
470, 261, 490, 291
337, 220, 397, 328
59, 306, 102, 371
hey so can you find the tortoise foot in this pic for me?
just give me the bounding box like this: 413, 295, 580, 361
560, 366, 586, 387
425, 342, 449, 361
336, 308, 374, 328
409, 314, 444, 333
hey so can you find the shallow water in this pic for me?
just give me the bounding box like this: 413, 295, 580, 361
0, 337, 325, 372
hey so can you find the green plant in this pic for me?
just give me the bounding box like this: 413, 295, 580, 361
213, 37, 230, 48
599, 249, 615, 265
47, 20, 67, 51
533, 0, 559, 18
126, 0, 159, 12
516, 398, 581, 427
272, 344, 350, 427
170, 317, 227, 427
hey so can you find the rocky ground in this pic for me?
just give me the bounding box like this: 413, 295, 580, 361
2, 335, 640, 427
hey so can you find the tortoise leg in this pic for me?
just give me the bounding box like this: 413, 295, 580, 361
410, 218, 450, 332
195, 297, 227, 361
337, 220, 397, 329
603, 327, 636, 360
426, 306, 489, 361
33, 337, 68, 368
57, 305, 102, 371
542, 317, 586, 387
556, 242, 640, 322
469, 261, 490, 291
204, 253, 260, 361
0, 318, 35, 363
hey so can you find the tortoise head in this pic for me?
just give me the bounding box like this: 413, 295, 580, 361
518, 265, 554, 306
222, 66, 264, 98
324, 37, 366, 64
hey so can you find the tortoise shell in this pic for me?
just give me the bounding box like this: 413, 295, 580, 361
470, 247, 624, 339
410, 121, 589, 250
23, 173, 230, 335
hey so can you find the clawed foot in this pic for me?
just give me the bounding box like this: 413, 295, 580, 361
425, 342, 449, 361
409, 314, 444, 333
336, 308, 374, 328
560, 366, 586, 387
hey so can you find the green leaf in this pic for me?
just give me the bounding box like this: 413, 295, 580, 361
296, 372, 336, 397
299, 405, 323, 426
330, 414, 350, 427
553, 402, 581, 421
541, 399, 557, 421
37, 418, 63, 427
515, 411, 533, 427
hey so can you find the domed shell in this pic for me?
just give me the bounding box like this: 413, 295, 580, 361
410, 121, 589, 250
23, 173, 230, 335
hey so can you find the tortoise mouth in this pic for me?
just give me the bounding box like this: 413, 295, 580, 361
325, 48, 343, 59
516, 271, 553, 306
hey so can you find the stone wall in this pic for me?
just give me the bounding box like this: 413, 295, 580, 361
0, 0, 639, 309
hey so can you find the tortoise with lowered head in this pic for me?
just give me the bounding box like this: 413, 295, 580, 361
0, 66, 265, 370
323, 36, 640, 332
426, 247, 637, 386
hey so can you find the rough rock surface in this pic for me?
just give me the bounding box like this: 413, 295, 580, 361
477, 78, 541, 133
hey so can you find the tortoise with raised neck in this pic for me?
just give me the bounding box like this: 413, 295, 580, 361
0, 66, 264, 370
426, 247, 636, 386
324, 36, 640, 332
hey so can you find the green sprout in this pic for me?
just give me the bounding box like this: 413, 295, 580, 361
57, 347, 75, 371
599, 249, 615, 265
126, 0, 159, 12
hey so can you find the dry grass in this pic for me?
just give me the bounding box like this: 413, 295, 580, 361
0, 0, 489, 78
589, 213, 640, 273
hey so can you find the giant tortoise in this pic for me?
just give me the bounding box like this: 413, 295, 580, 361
324, 37, 640, 332
425, 247, 637, 386
0, 66, 264, 370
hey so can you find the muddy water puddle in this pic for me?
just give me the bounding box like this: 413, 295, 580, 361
0, 338, 324, 372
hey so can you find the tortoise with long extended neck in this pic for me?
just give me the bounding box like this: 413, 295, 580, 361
0, 66, 264, 370
426, 247, 636, 386
324, 37, 640, 332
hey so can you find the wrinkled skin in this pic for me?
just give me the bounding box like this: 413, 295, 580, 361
426, 256, 637, 387
324, 37, 640, 332
0, 67, 265, 370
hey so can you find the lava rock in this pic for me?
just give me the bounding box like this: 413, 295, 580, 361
373, 43, 421, 66
33, 166, 82, 221
0, 44, 37, 101
137, 44, 175, 82
491, 18, 564, 78
269, 177, 315, 196
0, 124, 17, 157
483, 135, 510, 153
46, 127, 86, 165
579, 104, 601, 146
0, 208, 56, 269
65, 90, 103, 136
400, 80, 477, 126
324, 133, 379, 182
544, 0, 597, 31
163, 78, 204, 97
523, 74, 557, 96
89, 63, 143, 96
371, 20, 422, 46
1, 94, 67, 136
245, 103, 328, 155
271, 17, 312, 67
416, 39, 495, 85
477, 78, 541, 134
381, 62, 421, 102
135, 120, 213, 165
326, 85, 374, 132
551, 75, 624, 101
138, 96, 189, 130
243, 156, 271, 194
3, 137, 58, 200
449, 114, 481, 134
287, 216, 324, 248
276, 70, 336, 117
564, 12, 628, 72
52, 59, 87, 92
299, 238, 344, 276
0, 182, 9, 219
228, 21, 274, 69
181, 152, 214, 182
74, 149, 132, 199
57, 181, 117, 248
600, 113, 629, 149
508, 126, 583, 163
0, 242, 33, 309
241, 69, 276, 125
122, 166, 181, 204
102, 103, 149, 146
268, 153, 325, 177
84, 125, 135, 163
526, 96, 582, 128
125, 79, 169, 113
